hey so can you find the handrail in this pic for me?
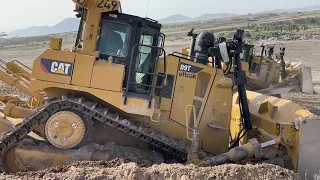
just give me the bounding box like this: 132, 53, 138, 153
0, 57, 7, 64
124, 44, 167, 108
171, 52, 197, 61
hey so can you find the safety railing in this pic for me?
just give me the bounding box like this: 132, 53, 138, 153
124, 44, 167, 109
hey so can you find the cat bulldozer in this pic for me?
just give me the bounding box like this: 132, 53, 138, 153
241, 43, 314, 95
0, 0, 319, 179
183, 31, 314, 96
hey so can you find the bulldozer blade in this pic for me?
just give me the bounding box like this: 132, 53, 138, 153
297, 117, 320, 180
300, 67, 314, 94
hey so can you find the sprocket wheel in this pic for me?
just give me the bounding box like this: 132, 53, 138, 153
45, 111, 91, 149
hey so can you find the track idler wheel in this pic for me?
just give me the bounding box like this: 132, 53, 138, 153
45, 111, 91, 149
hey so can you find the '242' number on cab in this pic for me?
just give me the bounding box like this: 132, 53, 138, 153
97, 0, 118, 10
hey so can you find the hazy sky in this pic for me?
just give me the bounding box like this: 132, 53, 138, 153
1, 0, 320, 32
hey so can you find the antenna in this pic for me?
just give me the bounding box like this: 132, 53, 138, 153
146, 0, 150, 17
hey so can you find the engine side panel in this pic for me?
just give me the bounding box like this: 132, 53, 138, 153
170, 59, 209, 125
71, 54, 95, 87
32, 49, 75, 84
168, 58, 233, 154
90, 61, 125, 92
199, 70, 233, 154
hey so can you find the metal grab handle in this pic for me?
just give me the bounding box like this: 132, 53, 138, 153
149, 114, 160, 123
185, 105, 199, 141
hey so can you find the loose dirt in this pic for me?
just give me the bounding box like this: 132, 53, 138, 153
281, 91, 320, 115
1, 159, 299, 180
13, 141, 164, 171
0, 82, 27, 98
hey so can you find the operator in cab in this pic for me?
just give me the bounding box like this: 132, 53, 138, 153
97, 21, 129, 59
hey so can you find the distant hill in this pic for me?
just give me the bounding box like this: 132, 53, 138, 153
6, 5, 320, 38
158, 14, 192, 24
193, 13, 237, 21
8, 18, 80, 38
159, 13, 238, 24
263, 5, 320, 13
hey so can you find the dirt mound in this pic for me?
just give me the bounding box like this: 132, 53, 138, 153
11, 141, 164, 172
0, 82, 28, 98
0, 159, 299, 180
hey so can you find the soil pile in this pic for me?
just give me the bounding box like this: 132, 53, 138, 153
14, 142, 164, 171
0, 159, 299, 180
0, 82, 28, 98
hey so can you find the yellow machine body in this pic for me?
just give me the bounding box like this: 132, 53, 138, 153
29, 47, 233, 155
26, 40, 317, 174
231, 91, 314, 170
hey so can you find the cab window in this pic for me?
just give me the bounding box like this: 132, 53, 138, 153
135, 31, 158, 82
97, 21, 131, 58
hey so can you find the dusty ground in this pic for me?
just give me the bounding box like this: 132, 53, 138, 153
0, 159, 299, 180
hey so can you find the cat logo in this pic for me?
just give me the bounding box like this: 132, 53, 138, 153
40, 58, 73, 76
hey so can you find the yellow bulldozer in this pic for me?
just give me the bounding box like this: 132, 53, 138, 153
241, 43, 314, 95
182, 31, 314, 96
0, 0, 318, 179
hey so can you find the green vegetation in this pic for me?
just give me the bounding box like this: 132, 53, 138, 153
0, 36, 51, 46
0, 32, 77, 50
161, 11, 320, 41
246, 17, 320, 32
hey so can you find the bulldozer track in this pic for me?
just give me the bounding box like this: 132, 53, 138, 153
0, 96, 189, 173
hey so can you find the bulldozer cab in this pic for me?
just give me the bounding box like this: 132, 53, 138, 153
73, 8, 165, 107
